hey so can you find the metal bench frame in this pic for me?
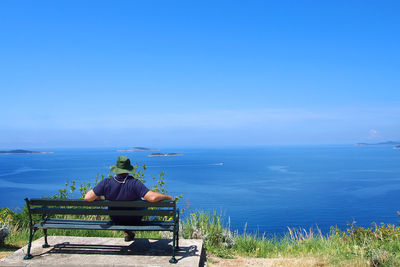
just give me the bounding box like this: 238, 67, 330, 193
24, 198, 180, 263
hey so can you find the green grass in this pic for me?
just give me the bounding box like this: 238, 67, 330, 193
180, 211, 400, 266
2, 209, 400, 266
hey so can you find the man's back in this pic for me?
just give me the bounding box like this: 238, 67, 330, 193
93, 176, 149, 202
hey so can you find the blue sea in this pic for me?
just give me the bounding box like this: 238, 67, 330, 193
0, 145, 399, 235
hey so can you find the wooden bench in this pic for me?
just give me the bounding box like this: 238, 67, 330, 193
24, 198, 180, 263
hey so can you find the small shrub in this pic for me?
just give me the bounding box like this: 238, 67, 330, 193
181, 211, 235, 248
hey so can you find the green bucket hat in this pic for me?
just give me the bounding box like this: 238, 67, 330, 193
110, 156, 134, 174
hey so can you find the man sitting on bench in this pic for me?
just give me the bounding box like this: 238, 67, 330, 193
85, 155, 173, 241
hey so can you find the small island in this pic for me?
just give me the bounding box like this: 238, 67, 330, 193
0, 149, 54, 155
148, 153, 183, 157
117, 147, 159, 152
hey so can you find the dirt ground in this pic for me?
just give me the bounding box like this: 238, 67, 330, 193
1, 251, 320, 266
1, 248, 328, 267
207, 255, 326, 267
0, 251, 13, 259
1, 249, 368, 267
206, 255, 368, 267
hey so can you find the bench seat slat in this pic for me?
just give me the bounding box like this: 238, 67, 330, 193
34, 222, 174, 231
44, 218, 111, 224
29, 199, 175, 208
44, 218, 175, 226
31, 208, 174, 217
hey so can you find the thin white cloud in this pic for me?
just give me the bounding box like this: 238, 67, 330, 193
8, 108, 342, 130
5, 107, 400, 134
368, 129, 379, 139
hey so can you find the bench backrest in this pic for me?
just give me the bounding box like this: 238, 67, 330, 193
25, 198, 177, 218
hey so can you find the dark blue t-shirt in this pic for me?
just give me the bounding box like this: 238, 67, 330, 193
93, 176, 149, 225
93, 176, 149, 201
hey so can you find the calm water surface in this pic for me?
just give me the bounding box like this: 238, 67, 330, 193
0, 145, 399, 235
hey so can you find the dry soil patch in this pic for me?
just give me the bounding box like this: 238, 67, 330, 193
207, 255, 328, 267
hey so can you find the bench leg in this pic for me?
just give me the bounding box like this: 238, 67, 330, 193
24, 228, 36, 260
169, 231, 178, 264
42, 229, 50, 248
176, 228, 180, 250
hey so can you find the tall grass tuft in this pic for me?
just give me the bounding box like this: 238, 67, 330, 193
181, 211, 234, 248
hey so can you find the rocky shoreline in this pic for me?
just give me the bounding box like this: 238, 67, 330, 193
117, 147, 159, 152
148, 153, 183, 157
0, 149, 54, 155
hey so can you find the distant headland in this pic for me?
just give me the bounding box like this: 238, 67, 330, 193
117, 147, 160, 152
355, 141, 400, 146
355, 141, 400, 150
0, 149, 54, 155
148, 153, 183, 157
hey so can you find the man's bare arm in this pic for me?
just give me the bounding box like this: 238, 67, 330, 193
143, 190, 173, 202
84, 189, 102, 202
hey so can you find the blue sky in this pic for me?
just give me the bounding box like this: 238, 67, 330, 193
1, 0, 399, 148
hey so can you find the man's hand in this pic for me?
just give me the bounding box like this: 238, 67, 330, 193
143, 190, 173, 202
84, 189, 102, 202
